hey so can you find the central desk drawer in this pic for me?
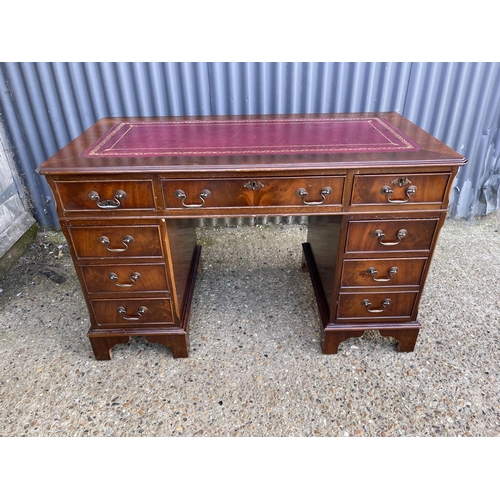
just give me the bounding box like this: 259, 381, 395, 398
80, 263, 170, 294
345, 218, 438, 254
69, 224, 163, 259
162, 177, 344, 209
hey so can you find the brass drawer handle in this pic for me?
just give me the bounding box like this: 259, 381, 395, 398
117, 305, 147, 321
175, 189, 211, 208
362, 298, 391, 313
109, 272, 141, 287
88, 190, 127, 209
366, 266, 399, 282
99, 235, 134, 252
381, 185, 417, 203
296, 186, 332, 205
374, 228, 407, 246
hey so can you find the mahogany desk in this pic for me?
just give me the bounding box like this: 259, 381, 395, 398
39, 113, 466, 360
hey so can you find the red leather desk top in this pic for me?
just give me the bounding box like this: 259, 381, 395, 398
83, 117, 421, 158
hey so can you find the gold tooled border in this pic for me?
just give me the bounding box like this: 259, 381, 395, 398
84, 117, 419, 157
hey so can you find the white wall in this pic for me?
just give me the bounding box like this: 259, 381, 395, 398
0, 120, 36, 259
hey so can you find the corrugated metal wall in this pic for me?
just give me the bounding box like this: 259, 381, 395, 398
0, 62, 498, 228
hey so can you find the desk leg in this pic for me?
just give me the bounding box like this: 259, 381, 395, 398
89, 335, 130, 360
379, 326, 420, 352
321, 324, 421, 354
88, 330, 190, 360
144, 334, 189, 357
321, 329, 364, 354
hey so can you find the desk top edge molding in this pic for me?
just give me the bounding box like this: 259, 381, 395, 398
39, 112, 467, 175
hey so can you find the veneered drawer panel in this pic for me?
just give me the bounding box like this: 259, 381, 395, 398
81, 263, 169, 293
350, 173, 449, 206
69, 225, 163, 258
341, 258, 427, 287
91, 298, 175, 326
54, 180, 155, 211
337, 291, 418, 321
162, 176, 344, 209
345, 219, 438, 253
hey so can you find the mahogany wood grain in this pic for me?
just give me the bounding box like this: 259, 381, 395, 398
88, 335, 131, 360
90, 298, 175, 326
54, 179, 156, 211
350, 172, 450, 206
340, 257, 427, 288
38, 112, 466, 174
162, 176, 344, 209
321, 323, 421, 354
80, 263, 170, 294
345, 219, 438, 254
336, 291, 418, 321
39, 113, 465, 358
88, 331, 189, 360
164, 218, 199, 316
305, 216, 342, 303
69, 225, 163, 259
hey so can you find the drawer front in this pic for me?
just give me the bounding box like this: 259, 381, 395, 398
341, 257, 427, 288
162, 176, 344, 209
69, 225, 163, 259
54, 180, 156, 211
80, 263, 169, 294
345, 219, 438, 254
91, 298, 175, 326
337, 291, 418, 321
350, 173, 450, 207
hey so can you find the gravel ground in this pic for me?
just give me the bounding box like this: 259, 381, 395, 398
0, 213, 499, 437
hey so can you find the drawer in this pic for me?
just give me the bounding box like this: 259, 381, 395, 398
90, 298, 175, 326
80, 263, 169, 294
337, 291, 418, 321
54, 180, 155, 211
69, 224, 163, 259
341, 257, 427, 288
162, 176, 344, 209
345, 219, 438, 254
350, 173, 450, 207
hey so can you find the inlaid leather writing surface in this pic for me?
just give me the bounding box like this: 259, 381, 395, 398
83, 117, 421, 157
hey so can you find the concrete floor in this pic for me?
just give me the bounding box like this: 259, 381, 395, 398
0, 213, 499, 437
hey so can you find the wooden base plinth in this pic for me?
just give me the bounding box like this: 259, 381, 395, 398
321, 323, 421, 354
88, 331, 190, 360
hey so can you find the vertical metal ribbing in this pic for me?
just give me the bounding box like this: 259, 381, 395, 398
1, 62, 499, 227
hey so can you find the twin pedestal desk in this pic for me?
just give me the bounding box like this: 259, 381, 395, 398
39, 113, 466, 360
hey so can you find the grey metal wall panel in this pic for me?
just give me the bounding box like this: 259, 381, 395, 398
0, 62, 498, 227
404, 62, 500, 218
